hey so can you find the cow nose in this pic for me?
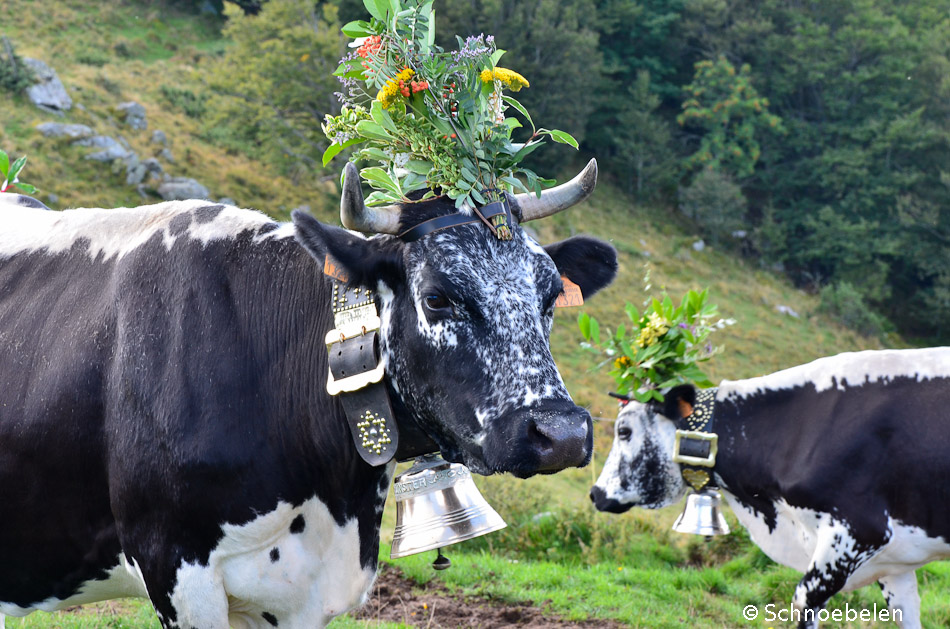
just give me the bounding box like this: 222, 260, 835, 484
527, 407, 591, 472
590, 485, 605, 505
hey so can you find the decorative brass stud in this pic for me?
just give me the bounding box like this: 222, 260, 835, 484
682, 468, 710, 491
358, 410, 392, 455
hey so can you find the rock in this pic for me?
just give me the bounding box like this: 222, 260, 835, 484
158, 147, 175, 163
151, 129, 168, 145
775, 305, 800, 318
35, 122, 93, 139
23, 58, 72, 114
126, 157, 164, 185
117, 101, 147, 130
692, 239, 706, 252
46, 193, 59, 205
74, 135, 133, 162
158, 177, 210, 201
218, 197, 237, 207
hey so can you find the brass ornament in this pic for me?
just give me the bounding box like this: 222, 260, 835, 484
357, 410, 392, 455
682, 468, 710, 491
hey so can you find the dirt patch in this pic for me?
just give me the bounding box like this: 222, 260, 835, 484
354, 564, 625, 628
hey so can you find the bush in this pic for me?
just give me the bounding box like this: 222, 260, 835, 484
817, 281, 892, 338
678, 166, 748, 246
0, 36, 34, 94
160, 85, 207, 118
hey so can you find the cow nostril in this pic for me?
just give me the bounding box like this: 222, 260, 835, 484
529, 420, 555, 456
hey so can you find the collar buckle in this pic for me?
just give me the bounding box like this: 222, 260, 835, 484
673, 429, 718, 468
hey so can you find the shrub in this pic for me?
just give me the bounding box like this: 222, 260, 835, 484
160, 85, 207, 118
678, 166, 747, 246
817, 281, 892, 338
0, 36, 35, 94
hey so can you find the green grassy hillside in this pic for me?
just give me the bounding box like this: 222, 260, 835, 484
3, 2, 936, 627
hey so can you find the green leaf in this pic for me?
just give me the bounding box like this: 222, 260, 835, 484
405, 159, 432, 175
544, 129, 579, 149
370, 100, 399, 135
341, 20, 374, 38
490, 49, 506, 66
15, 183, 37, 194
590, 317, 600, 345
321, 138, 364, 167
578, 312, 591, 340
357, 147, 392, 162
0, 149, 8, 178
499, 176, 528, 193
362, 0, 389, 22
355, 120, 395, 142
8, 157, 26, 182
502, 96, 534, 132
360, 166, 402, 195
365, 190, 403, 206
333, 57, 365, 77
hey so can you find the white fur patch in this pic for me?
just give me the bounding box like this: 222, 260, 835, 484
0, 200, 289, 262
721, 348, 950, 401
169, 497, 376, 629
0, 555, 149, 617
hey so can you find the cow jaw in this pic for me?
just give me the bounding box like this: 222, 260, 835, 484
591, 402, 686, 511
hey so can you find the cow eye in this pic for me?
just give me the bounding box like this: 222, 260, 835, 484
617, 425, 632, 441
424, 293, 453, 314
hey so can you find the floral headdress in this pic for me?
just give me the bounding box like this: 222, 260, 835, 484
322, 0, 578, 231
579, 268, 735, 403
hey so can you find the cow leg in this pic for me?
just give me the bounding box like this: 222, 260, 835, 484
792, 523, 876, 629
879, 572, 921, 629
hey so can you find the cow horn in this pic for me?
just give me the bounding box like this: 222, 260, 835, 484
340, 162, 402, 234
513, 158, 598, 222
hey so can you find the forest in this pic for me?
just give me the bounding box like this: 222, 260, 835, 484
178, 0, 950, 343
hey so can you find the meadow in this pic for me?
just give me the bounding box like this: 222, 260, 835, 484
1, 1, 941, 627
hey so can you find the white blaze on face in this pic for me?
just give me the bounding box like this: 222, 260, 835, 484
593, 402, 685, 509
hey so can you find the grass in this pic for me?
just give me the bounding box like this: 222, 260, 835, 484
1, 1, 939, 627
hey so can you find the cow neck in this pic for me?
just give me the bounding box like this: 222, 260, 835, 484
324, 273, 438, 466
672, 387, 720, 491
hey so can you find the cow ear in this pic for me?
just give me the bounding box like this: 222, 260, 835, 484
292, 211, 404, 289
662, 384, 696, 421
544, 236, 618, 299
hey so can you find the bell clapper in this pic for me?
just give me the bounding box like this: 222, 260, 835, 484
433, 547, 451, 570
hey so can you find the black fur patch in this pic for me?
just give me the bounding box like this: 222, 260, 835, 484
269, 547, 280, 562
289, 515, 306, 534
544, 236, 618, 299
262, 611, 278, 626
194, 205, 225, 224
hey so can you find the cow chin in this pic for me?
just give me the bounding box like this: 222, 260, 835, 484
589, 486, 635, 514
477, 400, 593, 479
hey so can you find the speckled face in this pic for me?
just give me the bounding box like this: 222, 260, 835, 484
590, 402, 686, 511
378, 222, 588, 476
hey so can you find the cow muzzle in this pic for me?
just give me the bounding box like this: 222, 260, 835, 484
589, 486, 634, 514
488, 400, 592, 478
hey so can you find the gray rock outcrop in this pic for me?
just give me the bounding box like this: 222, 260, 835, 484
158, 177, 210, 201
35, 122, 93, 139
74, 135, 134, 162
23, 58, 72, 114
117, 102, 147, 130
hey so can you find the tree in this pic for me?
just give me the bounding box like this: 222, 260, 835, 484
207, 0, 346, 179
613, 70, 676, 198
678, 55, 783, 179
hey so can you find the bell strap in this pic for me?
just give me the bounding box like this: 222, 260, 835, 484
672, 387, 719, 490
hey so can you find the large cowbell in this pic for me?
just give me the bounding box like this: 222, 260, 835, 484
391, 454, 506, 559
672, 488, 730, 536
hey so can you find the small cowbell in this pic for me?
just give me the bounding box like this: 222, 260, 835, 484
390, 454, 507, 559
672, 487, 730, 536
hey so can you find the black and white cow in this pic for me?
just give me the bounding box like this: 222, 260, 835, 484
591, 348, 950, 629
0, 160, 617, 628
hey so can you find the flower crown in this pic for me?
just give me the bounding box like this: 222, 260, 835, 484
322, 0, 578, 218
579, 269, 735, 403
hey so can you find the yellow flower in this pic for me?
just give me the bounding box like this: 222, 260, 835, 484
614, 355, 633, 369
376, 67, 416, 109
636, 313, 669, 348
479, 67, 530, 92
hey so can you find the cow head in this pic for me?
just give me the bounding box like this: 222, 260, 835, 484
293, 160, 617, 478
590, 386, 698, 512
